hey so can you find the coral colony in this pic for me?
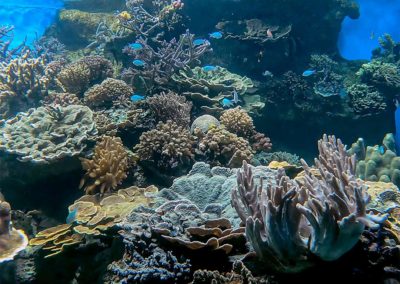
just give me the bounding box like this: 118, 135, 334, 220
0, 0, 399, 283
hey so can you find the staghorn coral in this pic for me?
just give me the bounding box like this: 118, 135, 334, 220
0, 199, 28, 263
83, 78, 133, 108
0, 51, 51, 119
195, 126, 253, 168
122, 30, 211, 94
0, 25, 26, 63
349, 133, 400, 187
134, 120, 195, 170
80, 136, 130, 195
0, 105, 97, 164
29, 186, 157, 258
347, 83, 387, 115
57, 55, 113, 95
232, 135, 381, 273
146, 91, 192, 128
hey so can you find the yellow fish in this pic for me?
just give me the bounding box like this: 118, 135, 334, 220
118, 11, 131, 20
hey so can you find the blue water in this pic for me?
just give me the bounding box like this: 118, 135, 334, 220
338, 0, 400, 60
0, 0, 63, 48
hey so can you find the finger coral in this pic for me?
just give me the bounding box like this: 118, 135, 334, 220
80, 136, 130, 195
232, 135, 381, 273
0, 105, 97, 164
83, 78, 133, 108
134, 120, 195, 170
57, 55, 113, 95
146, 91, 192, 128
0, 199, 28, 263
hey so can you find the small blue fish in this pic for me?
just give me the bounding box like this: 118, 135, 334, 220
132, 59, 145, 67
209, 31, 223, 39
66, 208, 78, 224
202, 65, 217, 72
221, 98, 234, 108
130, 94, 145, 102
302, 69, 316, 77
129, 43, 143, 50
378, 145, 385, 155
193, 39, 208, 46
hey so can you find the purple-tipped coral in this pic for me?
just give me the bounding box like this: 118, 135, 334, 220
232, 135, 383, 273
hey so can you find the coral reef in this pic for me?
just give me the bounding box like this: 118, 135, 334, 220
195, 126, 253, 168
253, 151, 301, 166
57, 55, 113, 95
232, 135, 379, 273
83, 78, 133, 108
42, 92, 82, 107
29, 186, 158, 258
0, 199, 28, 263
349, 133, 400, 187
347, 83, 387, 116
0, 26, 26, 63
146, 91, 192, 128
356, 60, 400, 90
190, 115, 220, 134
0, 105, 97, 164
79, 136, 130, 195
134, 120, 195, 171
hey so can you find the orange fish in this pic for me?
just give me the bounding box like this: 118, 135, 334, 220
267, 29, 273, 39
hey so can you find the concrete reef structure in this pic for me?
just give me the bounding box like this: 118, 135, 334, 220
80, 136, 130, 195
0, 105, 97, 164
232, 135, 380, 273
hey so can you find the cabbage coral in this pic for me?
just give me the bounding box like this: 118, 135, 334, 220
232, 135, 381, 273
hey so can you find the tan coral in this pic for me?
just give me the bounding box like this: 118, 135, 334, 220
80, 136, 130, 195
42, 92, 82, 107
29, 186, 158, 258
220, 107, 254, 137
83, 78, 133, 108
0, 200, 28, 263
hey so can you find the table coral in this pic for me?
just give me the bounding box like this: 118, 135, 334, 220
57, 55, 113, 95
83, 78, 133, 108
134, 120, 195, 170
80, 136, 130, 195
29, 186, 158, 258
0, 200, 28, 263
146, 91, 192, 128
0, 105, 97, 164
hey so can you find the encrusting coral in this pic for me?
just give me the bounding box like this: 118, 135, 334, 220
0, 105, 97, 164
29, 186, 158, 258
57, 55, 113, 95
80, 136, 130, 195
0, 199, 28, 263
83, 78, 133, 108
134, 120, 195, 170
232, 135, 382, 273
146, 91, 193, 128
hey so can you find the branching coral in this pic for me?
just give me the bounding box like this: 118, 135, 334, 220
134, 120, 195, 170
122, 30, 211, 94
347, 83, 387, 115
220, 107, 272, 152
356, 60, 400, 90
0, 105, 97, 164
231, 135, 381, 273
0, 199, 28, 263
146, 91, 192, 127
0, 25, 26, 63
80, 136, 130, 195
83, 78, 133, 108
195, 126, 253, 168
57, 55, 113, 95
0, 51, 51, 119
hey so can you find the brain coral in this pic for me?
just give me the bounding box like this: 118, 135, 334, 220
57, 55, 113, 95
0, 105, 97, 164
80, 136, 130, 195
83, 78, 133, 108
134, 120, 195, 170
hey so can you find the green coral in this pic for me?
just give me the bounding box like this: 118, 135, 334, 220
356, 60, 400, 89
347, 83, 387, 115
349, 133, 400, 187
